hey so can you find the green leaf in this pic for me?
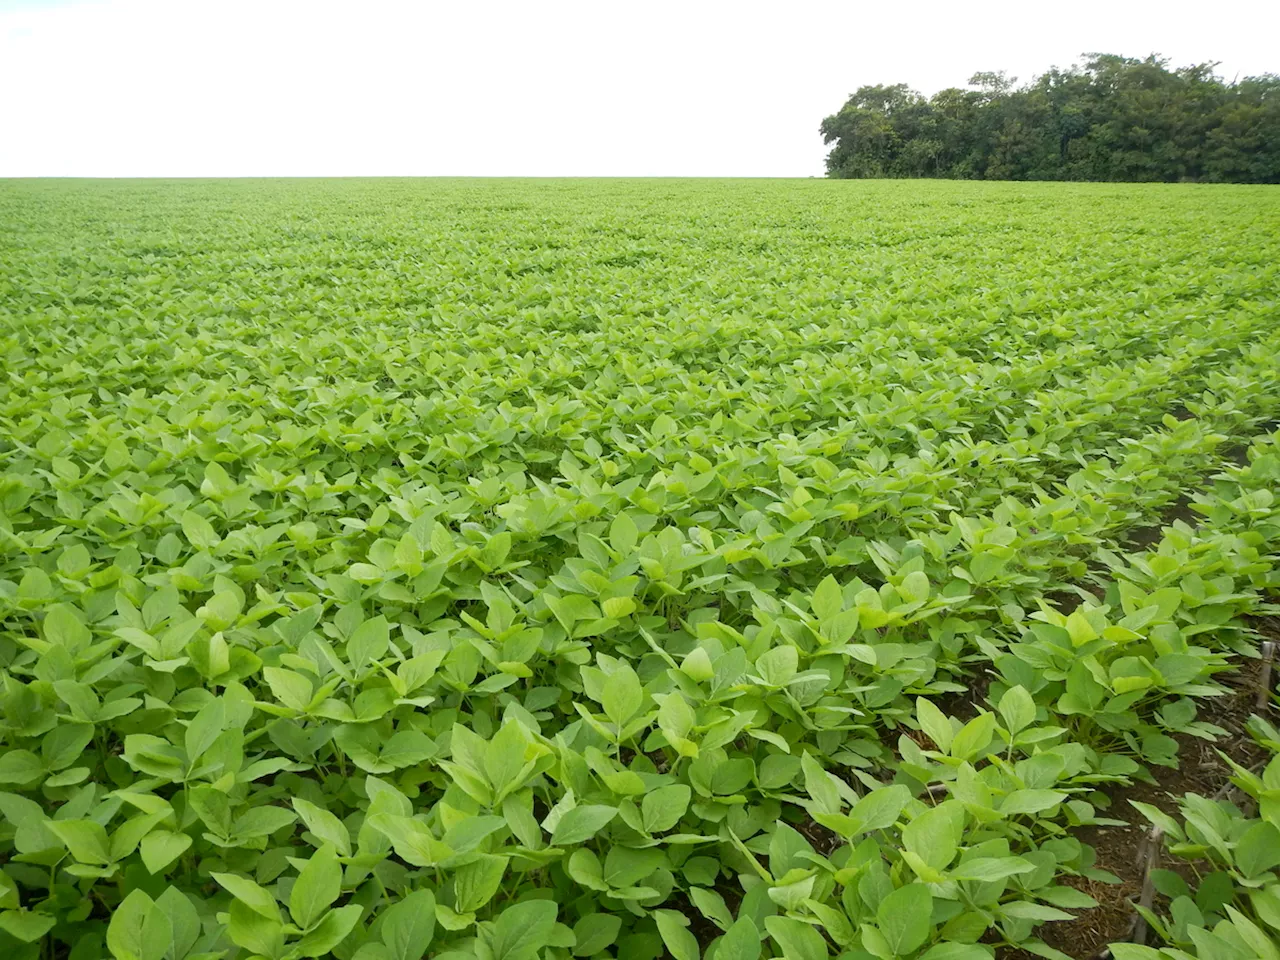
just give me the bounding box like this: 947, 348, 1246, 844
43, 603, 91, 650
998, 685, 1036, 735
609, 513, 639, 556
490, 899, 558, 960
567, 848, 607, 891
916, 697, 953, 753
764, 915, 827, 960
1108, 947, 1165, 960
262, 666, 313, 712
902, 801, 962, 870
367, 813, 450, 867
769, 822, 813, 879
550, 804, 617, 845
1236, 821, 1280, 878
801, 752, 840, 815
227, 899, 285, 957
877, 883, 932, 955
689, 887, 734, 931
233, 804, 297, 838
380, 888, 436, 960
290, 843, 342, 929
756, 646, 798, 687
155, 887, 201, 960
106, 889, 171, 960
1129, 801, 1184, 840
919, 945, 994, 960
898, 570, 931, 604
950, 712, 996, 760
951, 857, 1035, 882
348, 615, 391, 669
655, 909, 700, 960
602, 663, 644, 728
184, 697, 226, 763
811, 575, 843, 621
1001, 790, 1068, 816
642, 783, 691, 833
181, 510, 220, 550
43, 722, 94, 771
0, 911, 56, 943
717, 916, 763, 960
999, 901, 1074, 921
47, 818, 111, 865
484, 718, 531, 797
573, 913, 622, 956
213, 872, 282, 923
293, 796, 353, 857
454, 854, 509, 913
1038, 886, 1099, 909
849, 784, 911, 833
140, 830, 192, 874
658, 693, 698, 756
1224, 905, 1280, 960
293, 902, 362, 957
0, 750, 44, 784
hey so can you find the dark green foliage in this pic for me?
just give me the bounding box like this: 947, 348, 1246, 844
821, 54, 1280, 183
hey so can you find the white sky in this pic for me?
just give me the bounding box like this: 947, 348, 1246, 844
1, 0, 1276, 178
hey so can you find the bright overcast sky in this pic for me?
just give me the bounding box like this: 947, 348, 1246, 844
1, 0, 1277, 178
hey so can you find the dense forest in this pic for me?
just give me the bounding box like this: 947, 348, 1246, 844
821, 54, 1280, 182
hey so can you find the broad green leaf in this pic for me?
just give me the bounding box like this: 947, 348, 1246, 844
602, 663, 644, 728
550, 805, 617, 845
950, 712, 996, 761
902, 802, 962, 870
454, 854, 509, 913
717, 916, 763, 960
155, 887, 201, 960
916, 697, 953, 753
47, 819, 111, 865
951, 857, 1035, 882
1001, 790, 1068, 816
293, 903, 362, 957
810, 575, 843, 621
764, 915, 827, 960
380, 888, 436, 960
293, 796, 353, 856
290, 843, 342, 929
655, 909, 700, 960
573, 913, 622, 956
106, 890, 170, 960
877, 883, 932, 955
1236, 821, 1280, 878
0, 750, 44, 784
756, 646, 799, 687
642, 783, 691, 833
850, 784, 911, 833
184, 697, 226, 763
490, 899, 558, 960
140, 831, 192, 874
0, 911, 56, 943
998, 685, 1036, 735
213, 872, 282, 923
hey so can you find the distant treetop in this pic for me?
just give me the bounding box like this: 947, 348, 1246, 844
821, 54, 1280, 183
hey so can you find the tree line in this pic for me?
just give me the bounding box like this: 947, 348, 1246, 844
820, 54, 1280, 183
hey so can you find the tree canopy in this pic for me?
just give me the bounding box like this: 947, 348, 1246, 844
821, 54, 1280, 183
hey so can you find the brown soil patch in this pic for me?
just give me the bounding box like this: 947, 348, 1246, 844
1123, 493, 1198, 551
